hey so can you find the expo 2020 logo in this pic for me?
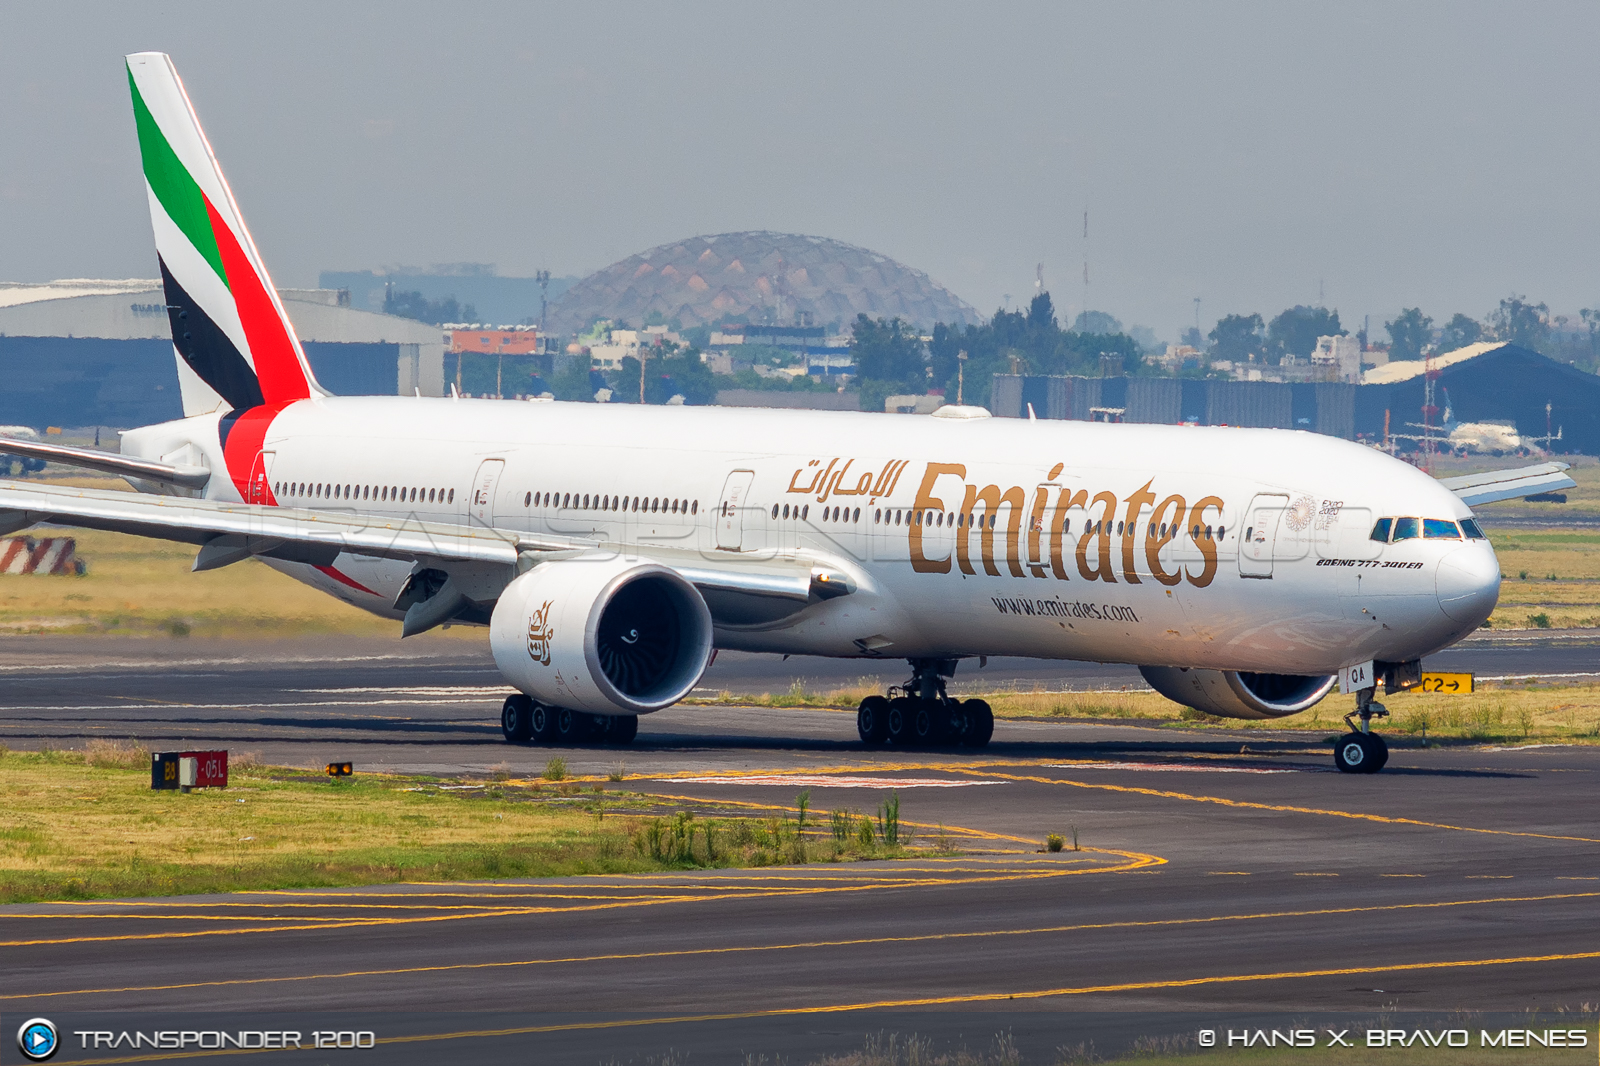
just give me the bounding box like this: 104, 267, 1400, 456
18, 1018, 58, 1061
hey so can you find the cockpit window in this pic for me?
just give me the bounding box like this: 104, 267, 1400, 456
1390, 517, 1420, 542
1370, 517, 1392, 543
1423, 518, 1461, 539
1460, 518, 1486, 540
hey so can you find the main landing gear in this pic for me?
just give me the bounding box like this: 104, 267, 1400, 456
858, 658, 994, 749
1333, 687, 1389, 774
501, 694, 638, 746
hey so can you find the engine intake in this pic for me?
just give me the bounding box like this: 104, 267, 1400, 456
1138, 666, 1336, 720
490, 556, 713, 716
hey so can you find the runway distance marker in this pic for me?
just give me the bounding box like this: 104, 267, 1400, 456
14, 890, 1599, 1004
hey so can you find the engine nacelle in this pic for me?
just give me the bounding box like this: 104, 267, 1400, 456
490, 556, 713, 716
1138, 666, 1337, 720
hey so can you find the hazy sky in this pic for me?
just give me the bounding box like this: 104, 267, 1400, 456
6, 2, 1600, 342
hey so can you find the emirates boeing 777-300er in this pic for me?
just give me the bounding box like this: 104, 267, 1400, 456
0, 54, 1573, 773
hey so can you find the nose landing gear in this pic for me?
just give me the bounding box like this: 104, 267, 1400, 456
1334, 687, 1389, 773
857, 658, 993, 749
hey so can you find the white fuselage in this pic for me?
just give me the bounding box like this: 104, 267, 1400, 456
122, 396, 1500, 679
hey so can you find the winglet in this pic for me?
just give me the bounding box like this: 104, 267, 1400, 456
1438, 461, 1577, 507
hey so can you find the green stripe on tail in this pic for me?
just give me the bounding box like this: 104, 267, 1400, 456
127, 64, 228, 289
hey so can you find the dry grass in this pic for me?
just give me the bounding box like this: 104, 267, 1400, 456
987, 680, 1600, 745
0, 525, 468, 639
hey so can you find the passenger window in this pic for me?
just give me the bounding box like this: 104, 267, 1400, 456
1391, 517, 1420, 541
1423, 518, 1461, 539
524, 492, 531, 507
802, 506, 809, 520
1461, 518, 1486, 540
1371, 518, 1392, 543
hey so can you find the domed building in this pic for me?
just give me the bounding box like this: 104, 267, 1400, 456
545, 231, 978, 336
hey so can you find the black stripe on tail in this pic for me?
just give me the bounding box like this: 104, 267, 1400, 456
161, 257, 264, 411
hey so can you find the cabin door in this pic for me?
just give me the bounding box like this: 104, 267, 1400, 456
1238, 493, 1288, 578
470, 459, 505, 526
716, 470, 756, 550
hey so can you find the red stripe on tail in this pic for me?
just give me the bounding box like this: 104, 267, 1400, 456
205, 196, 313, 404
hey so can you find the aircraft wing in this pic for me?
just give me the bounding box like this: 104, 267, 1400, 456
0, 479, 847, 623
0, 479, 569, 568
0, 437, 211, 490
1437, 461, 1578, 507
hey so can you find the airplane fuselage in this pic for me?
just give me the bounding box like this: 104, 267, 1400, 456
121, 395, 1500, 682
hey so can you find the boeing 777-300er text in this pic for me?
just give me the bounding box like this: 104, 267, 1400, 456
0, 54, 1574, 773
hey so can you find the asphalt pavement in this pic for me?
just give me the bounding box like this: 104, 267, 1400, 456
1, 634, 1597, 1063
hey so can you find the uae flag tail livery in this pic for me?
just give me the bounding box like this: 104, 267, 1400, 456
126, 52, 323, 421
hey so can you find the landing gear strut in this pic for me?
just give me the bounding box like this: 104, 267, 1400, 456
1334, 687, 1389, 774
501, 695, 637, 746
858, 658, 993, 749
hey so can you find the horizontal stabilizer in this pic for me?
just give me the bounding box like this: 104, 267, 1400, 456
0, 437, 210, 490
1437, 461, 1577, 506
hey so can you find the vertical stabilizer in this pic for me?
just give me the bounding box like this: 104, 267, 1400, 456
125, 52, 324, 416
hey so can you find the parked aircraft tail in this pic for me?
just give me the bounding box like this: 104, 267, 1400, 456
125, 52, 324, 417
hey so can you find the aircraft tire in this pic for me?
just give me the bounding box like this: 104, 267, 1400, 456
962, 699, 994, 748
886, 697, 914, 746
1334, 732, 1384, 774
910, 701, 938, 746
531, 703, 557, 743
501, 695, 534, 744
554, 708, 581, 744
858, 696, 890, 744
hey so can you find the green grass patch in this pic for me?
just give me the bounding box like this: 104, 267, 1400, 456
0, 745, 915, 903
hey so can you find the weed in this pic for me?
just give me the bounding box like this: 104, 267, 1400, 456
932, 824, 957, 855
1516, 707, 1536, 738
607, 762, 626, 782
1531, 612, 1552, 629
795, 789, 810, 830
856, 816, 875, 848
1071, 825, 1080, 851
878, 792, 901, 847
161, 617, 191, 637
831, 808, 851, 845
542, 756, 567, 782
1519, 570, 1529, 580
487, 762, 512, 783
1045, 833, 1064, 853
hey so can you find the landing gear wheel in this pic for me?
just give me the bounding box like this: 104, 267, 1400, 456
501, 695, 534, 744
1334, 731, 1385, 774
607, 714, 639, 746
961, 699, 993, 748
857, 696, 890, 745
531, 703, 557, 743
554, 708, 581, 743
910, 700, 939, 746
886, 697, 913, 746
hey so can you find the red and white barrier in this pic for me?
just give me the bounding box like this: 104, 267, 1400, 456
0, 537, 84, 575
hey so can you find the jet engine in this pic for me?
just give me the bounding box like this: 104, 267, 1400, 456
1138, 666, 1337, 720
490, 556, 713, 716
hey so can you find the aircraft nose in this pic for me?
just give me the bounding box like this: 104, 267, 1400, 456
1437, 545, 1501, 624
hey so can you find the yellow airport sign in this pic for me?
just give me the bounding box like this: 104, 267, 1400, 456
1419, 672, 1474, 694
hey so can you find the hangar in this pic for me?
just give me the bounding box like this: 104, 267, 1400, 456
1357, 342, 1600, 454
0, 279, 447, 430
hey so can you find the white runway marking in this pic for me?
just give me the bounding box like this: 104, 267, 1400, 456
663, 775, 1003, 788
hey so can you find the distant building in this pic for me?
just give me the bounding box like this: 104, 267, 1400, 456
0, 279, 447, 429
1311, 334, 1362, 383
320, 267, 578, 325
448, 327, 539, 355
